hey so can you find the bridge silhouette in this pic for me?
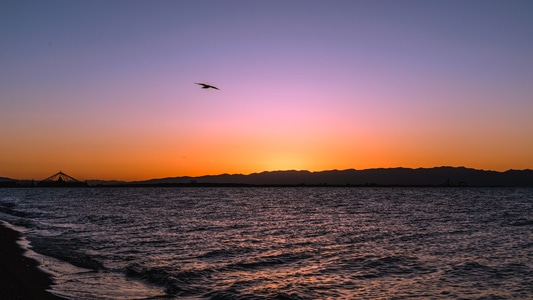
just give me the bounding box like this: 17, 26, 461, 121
38, 171, 87, 187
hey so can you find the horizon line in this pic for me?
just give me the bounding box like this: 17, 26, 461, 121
5, 166, 533, 182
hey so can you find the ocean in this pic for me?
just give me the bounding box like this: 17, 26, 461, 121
0, 187, 532, 299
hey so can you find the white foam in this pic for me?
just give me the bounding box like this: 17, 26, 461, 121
2, 221, 166, 300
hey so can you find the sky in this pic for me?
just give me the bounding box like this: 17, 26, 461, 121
1, 0, 532, 181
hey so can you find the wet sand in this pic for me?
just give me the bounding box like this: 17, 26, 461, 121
0, 223, 65, 300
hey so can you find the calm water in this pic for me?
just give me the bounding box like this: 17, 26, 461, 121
0, 187, 532, 299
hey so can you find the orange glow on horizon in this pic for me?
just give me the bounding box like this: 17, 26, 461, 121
3, 124, 531, 181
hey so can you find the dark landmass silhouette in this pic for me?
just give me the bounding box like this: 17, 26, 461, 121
2, 167, 533, 187
0, 177, 19, 187
123, 167, 532, 187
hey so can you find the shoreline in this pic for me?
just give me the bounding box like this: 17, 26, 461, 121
0, 222, 65, 300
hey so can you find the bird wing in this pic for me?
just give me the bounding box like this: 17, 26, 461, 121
195, 83, 219, 90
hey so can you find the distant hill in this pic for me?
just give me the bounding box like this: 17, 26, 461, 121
2, 168, 532, 187
86, 180, 127, 186
132, 167, 533, 187
0, 177, 19, 187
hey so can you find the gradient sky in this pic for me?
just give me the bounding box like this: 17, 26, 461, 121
1, 0, 532, 180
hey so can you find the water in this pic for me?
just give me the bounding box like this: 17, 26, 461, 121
0, 187, 532, 299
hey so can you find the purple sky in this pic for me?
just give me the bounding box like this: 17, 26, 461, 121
1, 0, 532, 180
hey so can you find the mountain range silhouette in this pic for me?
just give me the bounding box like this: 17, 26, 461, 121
3, 167, 532, 187
130, 167, 533, 187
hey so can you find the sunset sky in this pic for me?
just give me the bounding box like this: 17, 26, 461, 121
1, 0, 532, 181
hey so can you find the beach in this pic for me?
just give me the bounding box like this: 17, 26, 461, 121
0, 223, 64, 300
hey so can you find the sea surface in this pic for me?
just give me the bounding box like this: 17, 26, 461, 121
0, 187, 532, 299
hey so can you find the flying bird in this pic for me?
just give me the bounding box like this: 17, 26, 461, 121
195, 83, 219, 90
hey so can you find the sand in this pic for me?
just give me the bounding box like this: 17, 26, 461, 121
0, 223, 65, 300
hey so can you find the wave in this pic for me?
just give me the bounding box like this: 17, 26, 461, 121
27, 235, 105, 270
125, 263, 214, 296
0, 201, 28, 217
447, 261, 532, 281
204, 290, 309, 300
197, 246, 256, 260
228, 251, 312, 270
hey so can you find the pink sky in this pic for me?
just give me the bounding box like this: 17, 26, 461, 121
1, 1, 532, 180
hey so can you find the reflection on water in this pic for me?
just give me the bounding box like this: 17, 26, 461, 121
1, 187, 532, 299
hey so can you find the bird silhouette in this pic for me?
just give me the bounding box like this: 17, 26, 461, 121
195, 83, 219, 90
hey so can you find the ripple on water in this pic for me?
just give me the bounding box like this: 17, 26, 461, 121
0, 187, 532, 299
